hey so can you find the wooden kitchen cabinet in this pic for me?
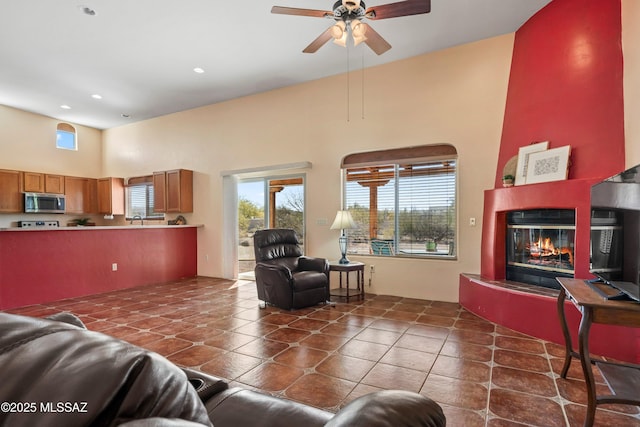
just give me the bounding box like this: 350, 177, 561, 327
166, 169, 193, 213
23, 172, 44, 192
23, 172, 65, 194
153, 171, 167, 213
0, 169, 23, 213
45, 174, 65, 194
153, 169, 193, 213
97, 177, 124, 215
65, 176, 98, 214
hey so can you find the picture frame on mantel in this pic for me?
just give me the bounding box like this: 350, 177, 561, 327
524, 145, 571, 185
515, 141, 549, 186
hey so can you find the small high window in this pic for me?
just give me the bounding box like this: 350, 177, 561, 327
56, 123, 77, 150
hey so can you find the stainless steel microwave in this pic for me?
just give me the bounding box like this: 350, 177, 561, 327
24, 192, 66, 214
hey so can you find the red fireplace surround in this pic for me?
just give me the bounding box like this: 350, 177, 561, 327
480, 179, 596, 282
459, 178, 639, 363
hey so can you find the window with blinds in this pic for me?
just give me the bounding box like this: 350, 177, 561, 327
126, 176, 164, 220
342, 145, 457, 258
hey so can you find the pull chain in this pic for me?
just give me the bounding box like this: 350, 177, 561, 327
346, 40, 350, 122
361, 49, 365, 120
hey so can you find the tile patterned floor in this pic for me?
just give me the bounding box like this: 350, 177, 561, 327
5, 276, 640, 426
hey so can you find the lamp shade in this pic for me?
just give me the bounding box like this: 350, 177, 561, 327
351, 21, 368, 46
330, 210, 356, 230
331, 22, 347, 47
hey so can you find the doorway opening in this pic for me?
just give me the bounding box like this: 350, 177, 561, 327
237, 175, 305, 280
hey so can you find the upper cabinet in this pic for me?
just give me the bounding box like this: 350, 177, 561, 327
23, 172, 65, 194
153, 169, 193, 213
65, 176, 98, 214
97, 177, 124, 215
45, 174, 65, 194
0, 169, 23, 213
23, 172, 44, 193
153, 172, 167, 213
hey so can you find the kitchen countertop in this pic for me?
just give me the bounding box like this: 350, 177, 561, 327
0, 224, 203, 231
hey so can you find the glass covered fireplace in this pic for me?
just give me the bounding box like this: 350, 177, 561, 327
506, 209, 576, 289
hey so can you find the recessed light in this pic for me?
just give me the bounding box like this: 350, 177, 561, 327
91, 94, 102, 99
60, 105, 71, 110
193, 67, 205, 74
78, 5, 97, 16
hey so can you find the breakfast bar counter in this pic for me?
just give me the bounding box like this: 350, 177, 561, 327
0, 224, 202, 231
0, 225, 200, 310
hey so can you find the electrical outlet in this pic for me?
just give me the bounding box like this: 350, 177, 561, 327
469, 217, 476, 227
112, 263, 118, 271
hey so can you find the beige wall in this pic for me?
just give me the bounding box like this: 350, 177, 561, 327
102, 34, 515, 302
0, 105, 103, 227
0, 105, 102, 176
623, 0, 640, 167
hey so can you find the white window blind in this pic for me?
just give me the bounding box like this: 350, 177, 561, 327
126, 179, 163, 220
343, 146, 457, 258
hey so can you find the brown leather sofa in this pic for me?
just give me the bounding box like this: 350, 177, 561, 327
253, 228, 330, 310
0, 312, 446, 426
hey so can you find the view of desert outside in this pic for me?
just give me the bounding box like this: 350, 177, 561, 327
238, 179, 304, 278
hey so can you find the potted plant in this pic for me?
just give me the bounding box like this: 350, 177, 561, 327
502, 174, 515, 187
70, 217, 93, 227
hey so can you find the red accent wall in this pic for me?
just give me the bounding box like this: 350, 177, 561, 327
0, 228, 197, 310
461, 0, 638, 363
494, 0, 624, 187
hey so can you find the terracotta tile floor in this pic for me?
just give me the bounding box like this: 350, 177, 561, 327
6, 276, 640, 426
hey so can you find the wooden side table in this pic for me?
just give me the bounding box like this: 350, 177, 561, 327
329, 261, 365, 302
556, 277, 640, 427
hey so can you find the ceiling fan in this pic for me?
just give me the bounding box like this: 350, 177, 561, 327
271, 0, 431, 55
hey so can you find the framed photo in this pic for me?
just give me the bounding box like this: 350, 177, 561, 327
525, 145, 571, 185
515, 141, 549, 186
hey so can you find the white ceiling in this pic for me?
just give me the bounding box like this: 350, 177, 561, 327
0, 0, 551, 130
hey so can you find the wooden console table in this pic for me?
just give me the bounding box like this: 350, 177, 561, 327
329, 261, 365, 302
556, 278, 640, 427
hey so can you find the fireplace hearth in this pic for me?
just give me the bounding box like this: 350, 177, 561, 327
506, 209, 575, 289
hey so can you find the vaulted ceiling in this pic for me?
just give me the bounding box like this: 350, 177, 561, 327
0, 0, 550, 129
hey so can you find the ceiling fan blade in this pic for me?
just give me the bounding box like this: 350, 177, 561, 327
271, 6, 332, 18
302, 27, 334, 53
365, 0, 430, 20
362, 24, 391, 55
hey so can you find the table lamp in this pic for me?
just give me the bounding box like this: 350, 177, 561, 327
330, 210, 356, 264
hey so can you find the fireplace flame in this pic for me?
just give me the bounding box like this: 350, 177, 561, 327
528, 237, 574, 266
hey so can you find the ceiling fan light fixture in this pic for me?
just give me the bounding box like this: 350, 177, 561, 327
351, 20, 367, 45
331, 21, 347, 46
330, 21, 345, 38
343, 0, 361, 12
333, 33, 348, 47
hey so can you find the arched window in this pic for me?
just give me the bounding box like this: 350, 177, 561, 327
56, 123, 77, 150
341, 144, 458, 258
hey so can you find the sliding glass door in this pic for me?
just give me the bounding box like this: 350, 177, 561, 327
237, 175, 305, 279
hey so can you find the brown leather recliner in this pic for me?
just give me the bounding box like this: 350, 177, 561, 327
253, 228, 329, 310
